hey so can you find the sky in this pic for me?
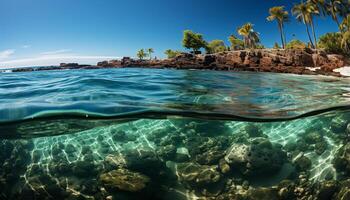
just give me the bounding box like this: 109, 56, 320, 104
0, 0, 340, 67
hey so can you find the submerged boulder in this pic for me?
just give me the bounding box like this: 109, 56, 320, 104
333, 143, 350, 175
99, 169, 150, 192
175, 162, 221, 187
224, 137, 287, 176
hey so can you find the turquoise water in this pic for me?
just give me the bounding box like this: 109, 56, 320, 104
1, 68, 350, 199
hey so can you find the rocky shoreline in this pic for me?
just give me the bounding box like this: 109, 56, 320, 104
97, 49, 348, 77
6, 49, 349, 77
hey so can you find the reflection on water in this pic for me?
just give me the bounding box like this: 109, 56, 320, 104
1, 111, 350, 199
1, 69, 350, 123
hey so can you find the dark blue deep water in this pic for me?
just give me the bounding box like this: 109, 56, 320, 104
1, 68, 350, 200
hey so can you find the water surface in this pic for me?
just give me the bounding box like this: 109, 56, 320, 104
0, 68, 350, 200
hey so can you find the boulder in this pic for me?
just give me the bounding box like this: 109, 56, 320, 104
224, 137, 287, 176
175, 162, 221, 186
99, 169, 150, 192
333, 143, 350, 175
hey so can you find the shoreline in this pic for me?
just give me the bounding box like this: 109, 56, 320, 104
4, 49, 349, 77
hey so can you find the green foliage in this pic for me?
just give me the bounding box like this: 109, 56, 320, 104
228, 35, 244, 50
318, 32, 345, 54
255, 44, 265, 49
164, 49, 182, 59
273, 42, 281, 49
286, 40, 307, 49
137, 49, 148, 60
206, 40, 226, 54
267, 6, 289, 48
182, 30, 207, 52
147, 48, 154, 60
237, 23, 260, 49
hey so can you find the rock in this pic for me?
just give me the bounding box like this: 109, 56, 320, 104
175, 162, 221, 186
73, 160, 98, 177
246, 187, 279, 200
219, 159, 230, 174
244, 124, 266, 138
293, 155, 312, 171
99, 169, 150, 192
185, 136, 229, 165
304, 131, 323, 144
333, 143, 350, 175
315, 180, 338, 200
277, 180, 296, 200
224, 138, 287, 176
335, 179, 350, 200
157, 145, 177, 161
122, 148, 165, 177
315, 141, 328, 155
330, 117, 348, 134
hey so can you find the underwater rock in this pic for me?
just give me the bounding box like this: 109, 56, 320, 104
296, 139, 309, 152
219, 159, 230, 174
245, 187, 279, 200
111, 130, 137, 142
72, 160, 98, 177
245, 124, 266, 138
315, 141, 328, 155
333, 143, 350, 175
104, 154, 127, 170
277, 180, 296, 200
293, 154, 312, 171
174, 147, 191, 162
315, 180, 338, 200
175, 162, 221, 187
64, 144, 76, 154
330, 117, 348, 134
224, 137, 287, 176
185, 136, 229, 165
123, 148, 165, 177
335, 179, 350, 200
304, 131, 324, 144
99, 169, 150, 192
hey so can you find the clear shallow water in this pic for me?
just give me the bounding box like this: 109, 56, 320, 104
1, 68, 350, 200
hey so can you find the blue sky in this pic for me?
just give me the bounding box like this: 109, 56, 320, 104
0, 0, 339, 67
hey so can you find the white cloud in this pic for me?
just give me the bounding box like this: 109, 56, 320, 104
0, 49, 15, 60
0, 55, 119, 68
40, 49, 72, 55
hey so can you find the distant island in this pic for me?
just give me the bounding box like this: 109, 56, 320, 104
4, 2, 350, 76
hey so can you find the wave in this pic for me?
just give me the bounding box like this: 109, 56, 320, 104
1, 105, 350, 139
1, 68, 350, 138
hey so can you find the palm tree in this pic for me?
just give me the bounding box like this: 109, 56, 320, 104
237, 23, 260, 49
292, 2, 319, 49
341, 14, 350, 32
309, 0, 327, 16
137, 49, 147, 60
147, 48, 154, 60
341, 14, 350, 51
267, 6, 289, 49
326, 0, 343, 30
228, 35, 245, 50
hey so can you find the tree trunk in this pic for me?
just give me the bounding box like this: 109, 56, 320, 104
278, 23, 284, 49
304, 18, 315, 49
310, 17, 318, 50
282, 23, 287, 49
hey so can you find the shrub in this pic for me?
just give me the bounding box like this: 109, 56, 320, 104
206, 40, 226, 54
286, 39, 306, 49
318, 32, 345, 55
164, 49, 182, 59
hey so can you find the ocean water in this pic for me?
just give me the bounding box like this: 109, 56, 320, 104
1, 68, 350, 200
